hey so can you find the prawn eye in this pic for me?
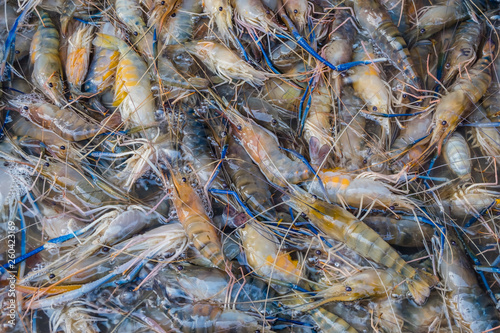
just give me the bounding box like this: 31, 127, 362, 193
315, 250, 322, 255
49, 273, 55, 279
177, 265, 184, 271
181, 177, 187, 182
441, 120, 448, 126
345, 286, 352, 292
237, 125, 242, 130
271, 119, 278, 126
445, 63, 451, 69
3, 162, 8, 167
23, 106, 28, 110
15, 50, 20, 54
312, 194, 318, 200
44, 162, 50, 167
219, 6, 223, 11
161, 0, 165, 4
363, 159, 367, 164
389, 206, 395, 210
372, 106, 378, 111
102, 246, 110, 252
48, 82, 53, 88
133, 31, 138, 36
420, 28, 426, 33
171, 12, 176, 17
402, 94, 407, 98
220, 131, 227, 138
451, 240, 457, 246
60, 145, 66, 150
294, 9, 298, 14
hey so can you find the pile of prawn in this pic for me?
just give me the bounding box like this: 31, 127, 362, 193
2, 0, 500, 332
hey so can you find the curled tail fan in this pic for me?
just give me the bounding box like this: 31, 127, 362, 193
407, 269, 438, 305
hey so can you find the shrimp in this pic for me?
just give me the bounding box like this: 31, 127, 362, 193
314, 268, 408, 303
225, 137, 277, 220
92, 33, 156, 138
352, 0, 420, 88
440, 185, 500, 220
363, 213, 434, 248
441, 20, 483, 86
215, 98, 312, 187
169, 170, 225, 269
348, 39, 392, 135
167, 303, 273, 332
283, 0, 308, 34
442, 132, 471, 178
60, 0, 95, 36
323, 9, 357, 96
157, 0, 203, 45
30, 10, 66, 107
184, 41, 268, 87
303, 82, 333, 168
408, 0, 468, 42
156, 264, 278, 313
283, 290, 359, 333
306, 169, 417, 210
436, 230, 500, 332
114, 0, 155, 67
65, 23, 94, 94
10, 98, 106, 141
415, 39, 493, 165
287, 187, 438, 305
203, 0, 234, 43
337, 87, 367, 171
240, 220, 302, 294
9, 113, 73, 160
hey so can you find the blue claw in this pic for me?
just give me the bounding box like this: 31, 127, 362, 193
1, 220, 98, 272
460, 122, 500, 128
1, 10, 26, 79
205, 144, 228, 192
474, 266, 500, 274
298, 77, 314, 124
413, 175, 450, 182
250, 32, 280, 74
275, 15, 387, 73
465, 200, 496, 228
455, 227, 497, 305
299, 86, 314, 137
294, 221, 334, 248
153, 28, 158, 67
267, 316, 315, 327
73, 17, 99, 26
234, 34, 250, 62
278, 146, 330, 203
209, 188, 256, 218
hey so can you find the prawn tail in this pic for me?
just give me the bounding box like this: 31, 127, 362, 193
407, 269, 438, 305
92, 33, 120, 50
